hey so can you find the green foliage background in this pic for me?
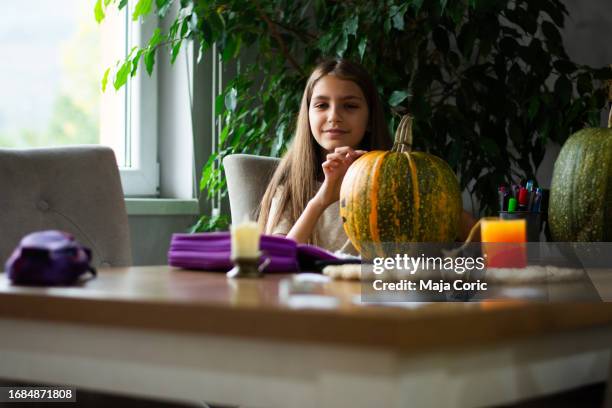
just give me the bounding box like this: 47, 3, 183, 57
98, 0, 611, 221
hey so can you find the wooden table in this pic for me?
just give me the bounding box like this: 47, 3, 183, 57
0, 266, 611, 407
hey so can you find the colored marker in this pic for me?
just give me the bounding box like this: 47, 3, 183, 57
532, 188, 542, 213
508, 197, 517, 212
518, 187, 528, 211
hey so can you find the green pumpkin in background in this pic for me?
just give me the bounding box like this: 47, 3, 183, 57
549, 105, 612, 241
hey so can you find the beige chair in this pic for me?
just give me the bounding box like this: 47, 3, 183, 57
0, 147, 207, 406
223, 153, 280, 223
0, 146, 131, 268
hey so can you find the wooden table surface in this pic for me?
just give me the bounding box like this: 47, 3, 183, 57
1, 266, 612, 352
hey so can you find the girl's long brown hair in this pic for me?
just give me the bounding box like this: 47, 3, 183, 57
257, 59, 392, 245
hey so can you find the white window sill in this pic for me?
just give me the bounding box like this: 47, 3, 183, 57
125, 198, 199, 216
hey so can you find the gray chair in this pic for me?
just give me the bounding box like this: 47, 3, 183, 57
0, 147, 203, 406
223, 154, 280, 223
0, 146, 132, 268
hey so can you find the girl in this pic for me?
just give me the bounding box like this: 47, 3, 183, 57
258, 59, 390, 254
258, 59, 475, 253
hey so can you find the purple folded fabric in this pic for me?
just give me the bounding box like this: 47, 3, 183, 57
5, 230, 95, 286
168, 232, 337, 272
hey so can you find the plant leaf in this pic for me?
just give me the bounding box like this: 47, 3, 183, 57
541, 21, 561, 45
171, 40, 182, 64
101, 67, 110, 92
480, 137, 500, 158
180, 19, 190, 37
219, 125, 230, 144
335, 32, 348, 57
318, 30, 338, 54
345, 15, 358, 36
225, 87, 238, 111
391, 5, 405, 31
553, 59, 576, 75
149, 28, 163, 48
412, 0, 424, 13
131, 49, 143, 76
215, 93, 226, 116
113, 60, 130, 90
389, 90, 409, 107
222, 36, 239, 61
133, 0, 154, 21
439, 0, 448, 14
144, 48, 156, 75
94, 0, 105, 23
200, 154, 216, 193
358, 37, 367, 61
528, 97, 539, 120
157, 0, 172, 17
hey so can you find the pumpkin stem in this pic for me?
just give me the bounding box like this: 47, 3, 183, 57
392, 114, 414, 153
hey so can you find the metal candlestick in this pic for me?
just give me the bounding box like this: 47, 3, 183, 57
226, 255, 265, 279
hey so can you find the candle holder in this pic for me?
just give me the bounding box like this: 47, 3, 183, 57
226, 253, 270, 279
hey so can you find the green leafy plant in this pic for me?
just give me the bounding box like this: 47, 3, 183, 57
189, 213, 230, 232
97, 0, 611, 216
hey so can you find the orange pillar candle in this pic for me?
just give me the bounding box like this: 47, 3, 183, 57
480, 218, 527, 268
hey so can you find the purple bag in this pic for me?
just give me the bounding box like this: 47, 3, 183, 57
5, 230, 96, 286
168, 232, 338, 272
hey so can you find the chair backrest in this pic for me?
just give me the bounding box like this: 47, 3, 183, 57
223, 154, 281, 223
0, 146, 132, 268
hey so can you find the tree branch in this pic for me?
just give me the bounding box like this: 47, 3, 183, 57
252, 0, 306, 77
270, 19, 316, 43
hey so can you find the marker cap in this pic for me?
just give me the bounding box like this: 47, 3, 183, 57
508, 197, 517, 212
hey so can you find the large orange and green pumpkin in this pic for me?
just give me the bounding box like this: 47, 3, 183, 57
549, 107, 612, 241
339, 114, 462, 256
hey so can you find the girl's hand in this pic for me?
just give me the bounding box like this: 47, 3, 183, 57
313, 146, 366, 208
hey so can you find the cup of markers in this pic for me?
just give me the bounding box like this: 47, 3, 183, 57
498, 180, 545, 242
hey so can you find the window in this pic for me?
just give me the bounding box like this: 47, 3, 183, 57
0, 1, 159, 197
103, 6, 159, 196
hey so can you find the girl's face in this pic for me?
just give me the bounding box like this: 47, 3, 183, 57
308, 75, 369, 154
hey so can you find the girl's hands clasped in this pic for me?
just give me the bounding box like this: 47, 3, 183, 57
313, 146, 366, 208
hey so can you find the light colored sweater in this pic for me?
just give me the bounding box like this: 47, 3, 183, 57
266, 188, 358, 255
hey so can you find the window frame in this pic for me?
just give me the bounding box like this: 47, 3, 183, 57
119, 12, 160, 197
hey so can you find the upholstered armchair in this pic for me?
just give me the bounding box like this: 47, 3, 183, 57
223, 154, 281, 223
0, 146, 132, 268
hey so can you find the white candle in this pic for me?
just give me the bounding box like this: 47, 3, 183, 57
231, 220, 261, 259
